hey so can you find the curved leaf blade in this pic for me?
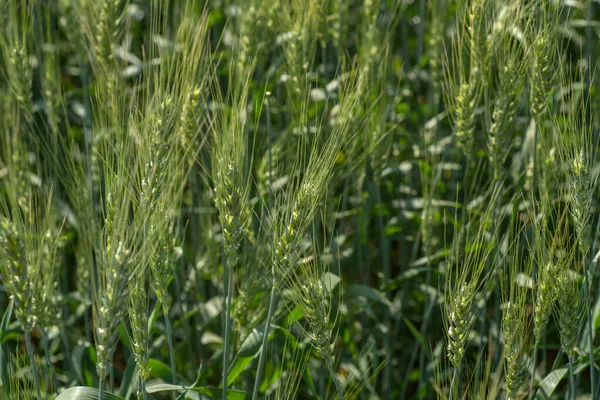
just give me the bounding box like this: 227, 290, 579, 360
55, 386, 126, 400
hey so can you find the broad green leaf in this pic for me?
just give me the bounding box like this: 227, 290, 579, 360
145, 382, 247, 399
535, 367, 568, 399
283, 306, 304, 327
148, 358, 173, 380
227, 356, 254, 385
55, 386, 126, 400
227, 323, 277, 385
534, 358, 587, 400
238, 327, 263, 358
259, 363, 281, 393
345, 284, 393, 310
188, 387, 246, 399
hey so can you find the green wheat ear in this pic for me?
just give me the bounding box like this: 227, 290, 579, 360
0, 216, 32, 332
443, 0, 494, 161
486, 12, 528, 181
529, 0, 561, 128
531, 202, 569, 347
127, 270, 150, 393
0, 0, 34, 120
555, 265, 585, 358
500, 239, 532, 400
210, 56, 256, 400
443, 187, 501, 394
211, 60, 255, 272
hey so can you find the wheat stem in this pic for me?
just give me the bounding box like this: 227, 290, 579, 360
222, 251, 233, 400
139, 376, 148, 400
25, 331, 42, 400
568, 354, 576, 400
99, 376, 105, 400
163, 309, 177, 385
326, 354, 344, 400
41, 331, 57, 394
584, 261, 595, 398
529, 343, 538, 400
449, 365, 460, 400
252, 281, 277, 400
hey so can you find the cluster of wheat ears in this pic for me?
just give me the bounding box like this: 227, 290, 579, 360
0, 0, 599, 399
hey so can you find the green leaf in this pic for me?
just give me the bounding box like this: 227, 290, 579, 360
55, 386, 127, 400
402, 316, 426, 348
259, 363, 281, 393
149, 300, 162, 332
321, 272, 341, 292
238, 327, 263, 358
145, 382, 247, 399
228, 323, 276, 385
0, 298, 14, 344
227, 356, 254, 385
535, 367, 568, 399
71, 345, 90, 385
145, 383, 186, 393
148, 358, 173, 379
189, 386, 246, 399
0, 298, 14, 393
345, 284, 393, 310
303, 366, 318, 398
283, 306, 304, 326
118, 358, 136, 398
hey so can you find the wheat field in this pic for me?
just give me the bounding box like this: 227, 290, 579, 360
0, 0, 599, 399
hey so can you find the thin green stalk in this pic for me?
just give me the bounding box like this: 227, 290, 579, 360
326, 354, 344, 400
253, 97, 276, 400
1, 341, 6, 398
568, 355, 576, 400
449, 365, 460, 400
400, 295, 436, 399
99, 377, 105, 400
320, 371, 326, 400
590, 221, 600, 400
139, 376, 148, 400
492, 183, 504, 369
25, 331, 42, 400
266, 92, 273, 211
173, 270, 195, 370
222, 254, 233, 400
584, 260, 595, 398
400, 339, 420, 398
374, 182, 391, 400
163, 309, 177, 384
542, 332, 548, 376
529, 343, 538, 400
252, 282, 277, 400
400, 129, 451, 399
41, 331, 58, 394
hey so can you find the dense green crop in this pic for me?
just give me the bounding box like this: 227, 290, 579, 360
0, 0, 599, 399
